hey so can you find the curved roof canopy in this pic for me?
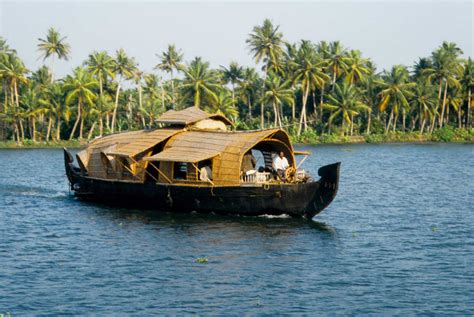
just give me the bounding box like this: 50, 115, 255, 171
156, 107, 233, 126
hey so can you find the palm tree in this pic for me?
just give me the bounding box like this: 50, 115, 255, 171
180, 57, 221, 108
326, 41, 350, 90
111, 49, 137, 133
424, 44, 462, 128
291, 40, 329, 135
0, 53, 29, 142
410, 81, 436, 134
345, 50, 370, 85
204, 90, 239, 121
237, 67, 260, 120
63, 67, 98, 139
142, 73, 166, 127
377, 65, 415, 133
37, 28, 71, 82
358, 75, 380, 134
155, 44, 183, 107
42, 82, 68, 141
323, 83, 370, 135
246, 19, 285, 128
85, 51, 115, 98
262, 72, 294, 128
220, 61, 243, 105
461, 58, 474, 128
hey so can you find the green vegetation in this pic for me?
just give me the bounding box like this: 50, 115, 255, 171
0, 20, 472, 148
195, 257, 209, 264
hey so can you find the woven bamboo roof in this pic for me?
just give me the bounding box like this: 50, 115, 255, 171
156, 107, 233, 126
105, 129, 181, 158
144, 148, 221, 163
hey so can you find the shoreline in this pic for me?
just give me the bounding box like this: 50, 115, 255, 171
1, 134, 472, 149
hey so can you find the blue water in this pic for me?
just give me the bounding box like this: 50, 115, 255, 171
0, 144, 473, 315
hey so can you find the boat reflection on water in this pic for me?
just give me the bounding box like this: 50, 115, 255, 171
78, 200, 337, 238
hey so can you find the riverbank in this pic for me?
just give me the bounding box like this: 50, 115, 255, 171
1, 128, 472, 149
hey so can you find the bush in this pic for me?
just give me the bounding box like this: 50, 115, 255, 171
432, 126, 456, 142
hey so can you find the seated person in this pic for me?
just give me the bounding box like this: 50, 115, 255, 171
199, 165, 212, 181
241, 151, 257, 175
273, 151, 289, 180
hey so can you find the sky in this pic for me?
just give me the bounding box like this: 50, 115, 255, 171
0, 0, 472, 78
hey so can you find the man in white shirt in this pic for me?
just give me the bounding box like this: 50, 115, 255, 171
273, 151, 289, 180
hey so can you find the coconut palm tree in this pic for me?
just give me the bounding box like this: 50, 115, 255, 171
345, 50, 371, 85
290, 40, 329, 135
461, 58, 474, 128
180, 57, 221, 108
410, 81, 437, 134
424, 44, 462, 128
377, 65, 415, 133
85, 51, 115, 98
155, 44, 184, 107
246, 19, 285, 128
237, 67, 260, 120
326, 41, 350, 90
0, 53, 29, 142
204, 90, 239, 121
37, 28, 71, 82
262, 72, 294, 128
220, 61, 244, 105
63, 67, 98, 139
323, 83, 370, 135
111, 49, 137, 133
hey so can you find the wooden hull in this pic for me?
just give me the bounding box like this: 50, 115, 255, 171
64, 149, 340, 218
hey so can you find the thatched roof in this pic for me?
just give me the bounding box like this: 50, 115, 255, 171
144, 148, 221, 163
143, 128, 294, 185
106, 129, 181, 158
156, 107, 233, 126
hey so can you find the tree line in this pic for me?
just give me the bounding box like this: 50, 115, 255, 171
0, 20, 472, 144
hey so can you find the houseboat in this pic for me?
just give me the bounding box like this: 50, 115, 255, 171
64, 107, 340, 218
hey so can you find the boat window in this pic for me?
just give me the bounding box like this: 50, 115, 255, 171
173, 162, 187, 180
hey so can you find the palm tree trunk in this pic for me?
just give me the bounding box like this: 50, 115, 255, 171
297, 83, 310, 136
319, 83, 325, 120
467, 89, 472, 128
46, 115, 53, 141
111, 81, 121, 133
69, 103, 81, 140
99, 115, 104, 136
272, 101, 278, 127
79, 116, 84, 140
439, 81, 448, 128
350, 113, 354, 136
366, 110, 371, 134
87, 121, 97, 140
393, 113, 398, 132
161, 79, 166, 110
261, 68, 267, 129
402, 109, 406, 131
19, 119, 25, 142
171, 70, 175, 107
457, 104, 462, 128
56, 117, 61, 141
247, 94, 252, 120
420, 117, 426, 134
31, 118, 36, 142
385, 109, 393, 134
312, 92, 317, 119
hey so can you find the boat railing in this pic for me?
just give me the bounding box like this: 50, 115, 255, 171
241, 171, 271, 184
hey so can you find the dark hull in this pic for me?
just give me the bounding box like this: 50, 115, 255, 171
64, 149, 340, 218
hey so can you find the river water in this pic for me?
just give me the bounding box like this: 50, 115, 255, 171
0, 144, 473, 315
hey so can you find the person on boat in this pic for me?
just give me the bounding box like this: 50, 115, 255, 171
241, 151, 257, 174
273, 151, 289, 180
199, 165, 212, 181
